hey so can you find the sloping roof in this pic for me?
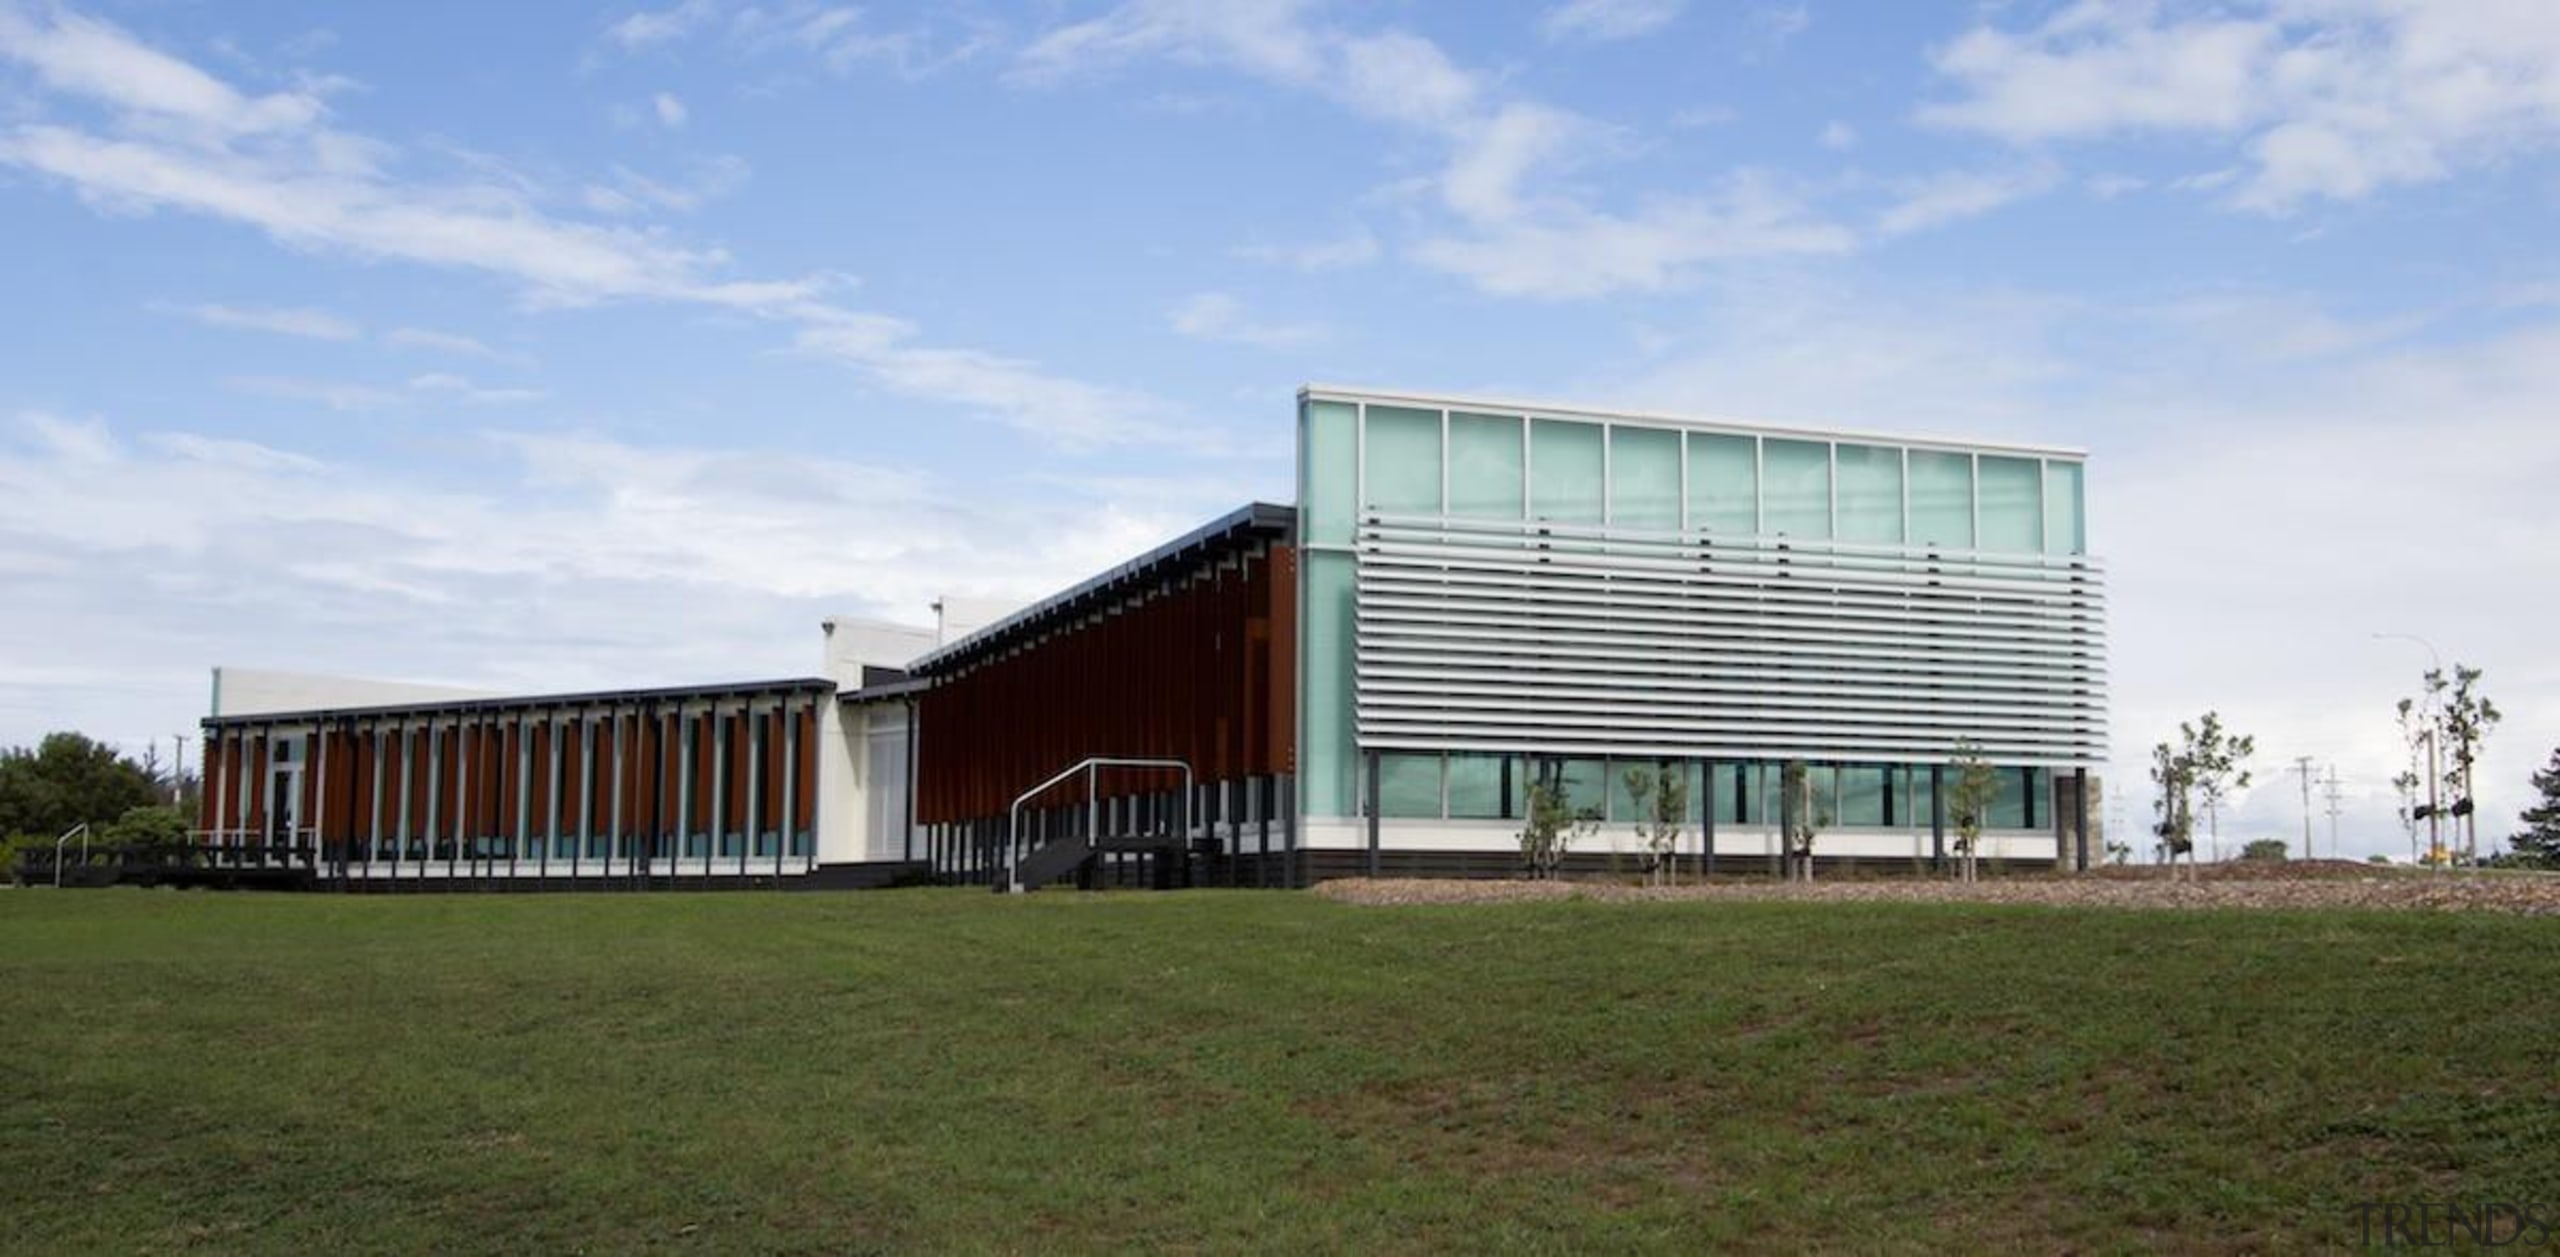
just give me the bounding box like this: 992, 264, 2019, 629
201, 676, 839, 727
906, 501, 1296, 677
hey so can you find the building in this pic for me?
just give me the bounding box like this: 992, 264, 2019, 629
190, 386, 2106, 890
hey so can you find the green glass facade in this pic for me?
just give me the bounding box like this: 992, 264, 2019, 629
1298, 390, 2096, 845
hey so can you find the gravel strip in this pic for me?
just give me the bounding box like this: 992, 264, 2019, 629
1313, 870, 2560, 916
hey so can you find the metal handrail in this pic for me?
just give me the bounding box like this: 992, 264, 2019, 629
52, 823, 89, 888
1005, 756, 1193, 894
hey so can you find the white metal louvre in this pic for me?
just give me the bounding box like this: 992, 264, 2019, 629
1353, 515, 2107, 765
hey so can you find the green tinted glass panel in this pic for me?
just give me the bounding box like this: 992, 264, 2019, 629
1303, 400, 1358, 546
1839, 766, 1888, 827
1363, 405, 1442, 515
1987, 765, 2028, 829
1448, 412, 1524, 520
1809, 765, 1839, 827
1909, 765, 1936, 831
1609, 425, 1681, 531
1762, 439, 1831, 539
1530, 420, 1604, 525
1611, 760, 1685, 824
1379, 753, 1443, 818
1978, 455, 2042, 553
2044, 461, 2085, 556
1300, 553, 1356, 816
1834, 444, 1904, 545
1908, 450, 1974, 550
1447, 754, 1514, 819
1687, 433, 1756, 535
1553, 758, 1608, 821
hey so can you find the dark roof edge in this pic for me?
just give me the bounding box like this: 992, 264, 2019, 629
202, 676, 839, 727
908, 500, 1295, 676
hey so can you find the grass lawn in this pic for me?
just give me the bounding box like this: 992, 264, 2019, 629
3, 888, 2555, 1253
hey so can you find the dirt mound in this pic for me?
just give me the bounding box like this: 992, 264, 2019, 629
1314, 870, 2560, 916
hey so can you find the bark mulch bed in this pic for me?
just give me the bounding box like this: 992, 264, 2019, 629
1313, 864, 2560, 916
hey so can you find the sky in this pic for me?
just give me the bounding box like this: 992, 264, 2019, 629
1, 0, 2554, 860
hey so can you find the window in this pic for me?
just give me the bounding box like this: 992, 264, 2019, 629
1688, 433, 1757, 535
1609, 425, 1681, 531
1448, 412, 1524, 520
2044, 461, 2085, 556
1978, 455, 2042, 553
1378, 753, 1444, 818
1530, 420, 1604, 525
1909, 451, 1974, 550
1762, 439, 1831, 539
1837, 766, 1889, 827
1301, 553, 1357, 817
1834, 445, 1904, 545
1363, 406, 1443, 515
1302, 400, 1358, 545
1447, 754, 1515, 819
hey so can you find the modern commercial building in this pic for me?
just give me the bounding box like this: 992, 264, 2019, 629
190, 386, 2106, 890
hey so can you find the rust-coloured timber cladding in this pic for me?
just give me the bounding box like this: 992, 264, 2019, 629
913, 535, 1298, 826
195, 680, 834, 865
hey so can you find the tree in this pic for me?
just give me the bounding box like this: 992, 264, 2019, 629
2391, 767, 2424, 868
2149, 740, 2196, 880
2105, 840, 2133, 866
2437, 665, 2501, 864
2240, 837, 2288, 862
1945, 741, 1999, 885
0, 732, 162, 842
2398, 664, 2501, 866
1620, 763, 1688, 887
2178, 712, 2254, 863
1778, 760, 1829, 883
2513, 746, 2560, 869
1518, 773, 1597, 881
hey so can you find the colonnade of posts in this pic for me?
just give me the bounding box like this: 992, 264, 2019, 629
196, 687, 827, 884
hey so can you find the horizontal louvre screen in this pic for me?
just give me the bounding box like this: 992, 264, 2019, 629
1354, 515, 2107, 765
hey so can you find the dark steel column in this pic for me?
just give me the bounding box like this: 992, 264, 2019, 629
1930, 763, 1947, 872
2074, 766, 2091, 872
1364, 749, 1381, 879
1700, 758, 1717, 878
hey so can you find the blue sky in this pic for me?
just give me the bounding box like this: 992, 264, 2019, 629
2, 0, 2555, 857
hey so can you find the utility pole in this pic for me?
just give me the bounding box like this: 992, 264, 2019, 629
2291, 755, 2316, 859
2322, 764, 2342, 862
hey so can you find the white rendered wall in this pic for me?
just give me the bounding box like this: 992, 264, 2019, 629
210, 667, 496, 718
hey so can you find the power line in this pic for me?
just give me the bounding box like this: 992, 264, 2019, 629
2291, 755, 2317, 859
2322, 763, 2343, 862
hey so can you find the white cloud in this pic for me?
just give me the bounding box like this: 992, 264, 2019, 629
0, 6, 327, 136
407, 372, 544, 405
1876, 164, 2063, 237
1542, 0, 1685, 43
1169, 292, 1324, 349
652, 91, 687, 127
1921, 0, 2560, 211
1669, 104, 1739, 129
604, 0, 722, 51
1017, 2, 1854, 299
581, 155, 750, 216
0, 410, 1240, 750
1233, 226, 1380, 272
152, 300, 358, 341
1413, 173, 1856, 299
386, 326, 533, 366
1819, 119, 1856, 150
0, 6, 1180, 449
223, 374, 400, 412
2084, 171, 2147, 199
790, 310, 1199, 450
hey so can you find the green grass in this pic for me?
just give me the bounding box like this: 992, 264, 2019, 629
2, 889, 2554, 1254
